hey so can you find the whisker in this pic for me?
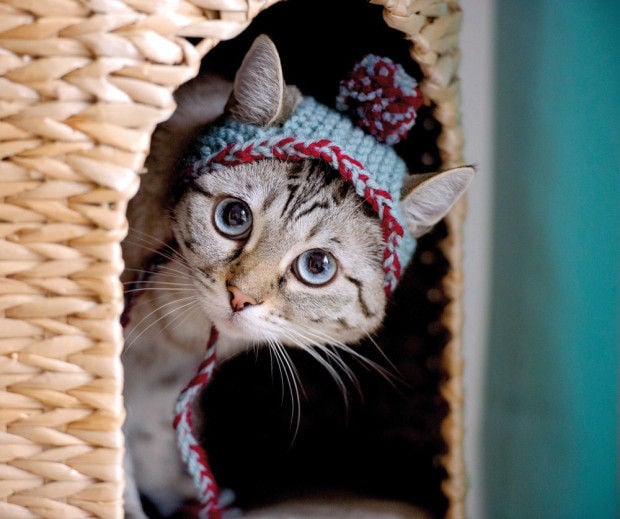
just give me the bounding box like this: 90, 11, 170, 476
123, 279, 195, 287
331, 341, 398, 388
123, 287, 195, 295
264, 337, 301, 442
266, 339, 275, 379
124, 235, 188, 265
272, 341, 302, 444
274, 341, 295, 409
362, 330, 404, 385
123, 266, 194, 282
125, 290, 194, 306
123, 295, 198, 350
161, 298, 203, 336
253, 340, 261, 361
280, 328, 349, 412
146, 262, 195, 279
288, 328, 361, 399
276, 342, 306, 400
267, 338, 286, 404
125, 229, 187, 262
317, 344, 362, 394
291, 329, 356, 380
298, 324, 397, 387
123, 233, 191, 278
124, 293, 197, 336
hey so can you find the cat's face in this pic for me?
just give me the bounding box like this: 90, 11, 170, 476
160, 33, 474, 353
172, 158, 387, 347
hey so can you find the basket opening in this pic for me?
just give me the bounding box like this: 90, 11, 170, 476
123, 0, 453, 517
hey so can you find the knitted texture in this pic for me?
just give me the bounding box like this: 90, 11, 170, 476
336, 55, 424, 145
185, 97, 417, 294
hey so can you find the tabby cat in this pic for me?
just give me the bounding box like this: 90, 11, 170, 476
121, 35, 473, 518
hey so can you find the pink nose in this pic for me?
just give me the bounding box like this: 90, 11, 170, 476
227, 285, 258, 312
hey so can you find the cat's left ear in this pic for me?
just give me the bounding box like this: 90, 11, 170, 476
226, 34, 301, 126
400, 166, 475, 238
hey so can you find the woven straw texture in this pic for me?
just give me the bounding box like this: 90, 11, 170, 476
0, 1, 465, 517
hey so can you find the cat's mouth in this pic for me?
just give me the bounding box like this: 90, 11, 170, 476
218, 312, 252, 337
211, 305, 272, 342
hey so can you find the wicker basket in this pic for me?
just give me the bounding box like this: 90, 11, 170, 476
0, 1, 466, 517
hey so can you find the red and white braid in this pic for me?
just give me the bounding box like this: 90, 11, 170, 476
192, 136, 405, 295
173, 327, 223, 519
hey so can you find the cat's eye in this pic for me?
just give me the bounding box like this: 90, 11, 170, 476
293, 249, 338, 286
213, 197, 252, 239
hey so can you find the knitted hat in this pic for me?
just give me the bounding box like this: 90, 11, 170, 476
182, 54, 424, 295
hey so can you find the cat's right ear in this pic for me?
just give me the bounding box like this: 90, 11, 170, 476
227, 34, 301, 127
400, 166, 475, 238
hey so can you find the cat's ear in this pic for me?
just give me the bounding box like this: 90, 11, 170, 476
400, 166, 475, 238
227, 34, 302, 126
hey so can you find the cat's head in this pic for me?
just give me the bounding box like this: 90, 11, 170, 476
171, 35, 473, 349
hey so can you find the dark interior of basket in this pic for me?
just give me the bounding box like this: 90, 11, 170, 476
139, 0, 453, 517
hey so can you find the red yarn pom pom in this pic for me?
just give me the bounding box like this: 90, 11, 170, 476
336, 55, 424, 145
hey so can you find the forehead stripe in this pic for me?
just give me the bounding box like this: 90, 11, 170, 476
189, 136, 405, 296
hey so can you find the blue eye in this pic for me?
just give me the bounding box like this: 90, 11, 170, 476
293, 249, 338, 286
213, 198, 252, 239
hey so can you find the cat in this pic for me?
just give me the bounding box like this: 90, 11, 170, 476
121, 34, 473, 518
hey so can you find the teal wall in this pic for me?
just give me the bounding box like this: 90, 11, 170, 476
484, 1, 619, 518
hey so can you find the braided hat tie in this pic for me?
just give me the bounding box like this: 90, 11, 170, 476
173, 328, 222, 518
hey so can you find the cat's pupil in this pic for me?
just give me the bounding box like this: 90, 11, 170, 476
306, 251, 329, 274
225, 202, 248, 227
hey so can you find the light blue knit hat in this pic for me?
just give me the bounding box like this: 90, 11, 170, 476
183, 55, 423, 295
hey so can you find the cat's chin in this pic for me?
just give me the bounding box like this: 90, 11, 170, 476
213, 316, 252, 339
211, 314, 287, 360
209, 310, 273, 344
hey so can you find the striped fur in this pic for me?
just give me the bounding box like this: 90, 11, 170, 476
172, 158, 387, 350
